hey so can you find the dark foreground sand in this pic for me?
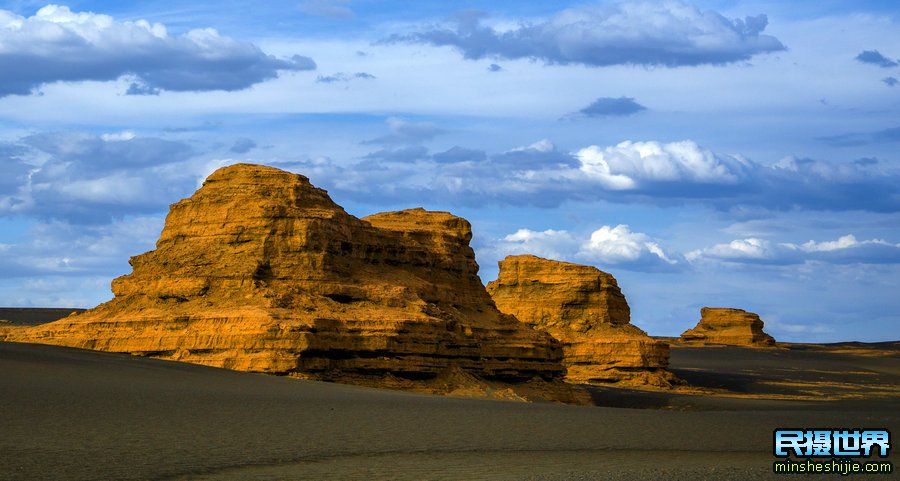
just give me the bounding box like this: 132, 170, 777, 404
0, 308, 86, 326
1, 341, 898, 481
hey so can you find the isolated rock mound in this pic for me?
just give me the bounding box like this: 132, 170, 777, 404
486, 255, 676, 387
680, 307, 776, 347
9, 164, 574, 399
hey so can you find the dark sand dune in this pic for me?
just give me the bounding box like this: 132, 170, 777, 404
0, 308, 84, 326
2, 342, 898, 480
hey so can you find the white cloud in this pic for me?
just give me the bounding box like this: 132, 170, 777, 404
579, 224, 678, 266
487, 224, 678, 272
99, 131, 136, 142
688, 234, 900, 264
686, 237, 776, 261
493, 228, 579, 261
576, 140, 747, 188
573, 146, 636, 190
800, 234, 893, 252
0, 4, 315, 96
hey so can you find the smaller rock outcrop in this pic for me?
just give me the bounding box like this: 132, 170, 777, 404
486, 255, 676, 387
680, 308, 776, 347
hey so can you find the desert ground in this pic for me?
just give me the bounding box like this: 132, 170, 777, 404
1, 309, 897, 481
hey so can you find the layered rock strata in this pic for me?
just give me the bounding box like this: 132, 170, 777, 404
680, 308, 776, 347
7, 164, 574, 399
486, 255, 675, 387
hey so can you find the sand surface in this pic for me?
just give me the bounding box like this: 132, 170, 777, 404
0, 308, 85, 326
2, 341, 898, 480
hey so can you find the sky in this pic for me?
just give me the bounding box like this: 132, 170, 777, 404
0, 0, 898, 342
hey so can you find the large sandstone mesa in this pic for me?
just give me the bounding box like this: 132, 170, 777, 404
680, 307, 776, 347
8, 164, 576, 399
486, 255, 676, 387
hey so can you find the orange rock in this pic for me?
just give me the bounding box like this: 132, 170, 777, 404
680, 307, 776, 347
486, 255, 676, 387
8, 164, 570, 395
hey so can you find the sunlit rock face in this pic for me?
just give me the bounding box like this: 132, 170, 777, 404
9, 164, 567, 389
680, 307, 776, 347
487, 255, 676, 387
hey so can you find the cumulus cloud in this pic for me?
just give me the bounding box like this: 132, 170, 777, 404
386, 1, 784, 67
490, 224, 678, 271
687, 234, 900, 265
575, 140, 749, 189
573, 97, 646, 118
855, 50, 899, 68
686, 237, 787, 263
578, 225, 678, 267
0, 5, 315, 97
316, 72, 376, 83
492, 228, 580, 261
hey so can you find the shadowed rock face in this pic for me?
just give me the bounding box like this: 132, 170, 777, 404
680, 308, 776, 347
486, 255, 676, 387
7, 164, 567, 390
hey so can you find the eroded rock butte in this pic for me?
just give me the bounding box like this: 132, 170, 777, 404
680, 307, 776, 347
6, 164, 584, 401
486, 255, 677, 387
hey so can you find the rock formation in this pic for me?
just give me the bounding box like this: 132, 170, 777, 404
486, 255, 676, 387
6, 164, 582, 401
680, 308, 776, 347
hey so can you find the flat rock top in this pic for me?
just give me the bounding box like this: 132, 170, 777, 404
487, 254, 632, 333
681, 307, 776, 347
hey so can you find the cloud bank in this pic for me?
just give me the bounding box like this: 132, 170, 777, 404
0, 131, 205, 223
387, 1, 785, 67
491, 227, 900, 273
686, 235, 900, 265
0, 5, 315, 96
304, 132, 898, 213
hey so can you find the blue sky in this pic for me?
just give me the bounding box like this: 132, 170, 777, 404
0, 1, 898, 342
